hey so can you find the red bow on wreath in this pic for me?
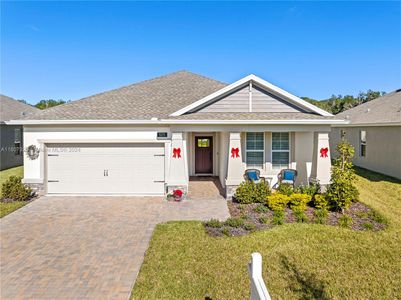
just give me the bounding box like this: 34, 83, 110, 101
231, 147, 240, 158
320, 147, 329, 158
173, 148, 181, 158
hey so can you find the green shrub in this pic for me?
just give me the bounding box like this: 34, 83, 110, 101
259, 216, 270, 224
313, 194, 329, 210
254, 182, 271, 203
362, 222, 374, 230
272, 210, 285, 225
1, 176, 32, 201
254, 204, 270, 213
289, 193, 311, 211
294, 210, 309, 223
326, 141, 359, 212
244, 223, 256, 231
314, 209, 328, 224
222, 228, 231, 236
235, 181, 271, 204
276, 183, 294, 196
368, 210, 388, 225
234, 181, 255, 204
267, 193, 290, 211
294, 183, 321, 196
224, 217, 244, 228
338, 215, 353, 228
204, 219, 223, 228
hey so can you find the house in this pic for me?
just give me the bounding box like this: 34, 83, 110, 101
330, 90, 401, 180
7, 71, 347, 197
0, 95, 40, 170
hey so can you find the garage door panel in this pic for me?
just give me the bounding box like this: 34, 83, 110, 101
47, 143, 165, 194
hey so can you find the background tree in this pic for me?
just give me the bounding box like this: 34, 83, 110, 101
35, 99, 67, 109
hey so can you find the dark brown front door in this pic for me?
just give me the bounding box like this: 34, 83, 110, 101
195, 137, 213, 174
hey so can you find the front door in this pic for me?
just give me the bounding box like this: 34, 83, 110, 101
195, 137, 213, 174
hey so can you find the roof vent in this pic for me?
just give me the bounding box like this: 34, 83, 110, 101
365, 108, 370, 113
345, 115, 349, 119
150, 117, 159, 121
396, 88, 401, 93
21, 112, 26, 116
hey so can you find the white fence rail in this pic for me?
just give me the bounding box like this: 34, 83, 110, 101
248, 252, 271, 300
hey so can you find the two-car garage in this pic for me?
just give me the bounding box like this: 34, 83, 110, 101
46, 143, 165, 195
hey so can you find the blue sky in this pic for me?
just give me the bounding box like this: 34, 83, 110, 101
1, 1, 400, 104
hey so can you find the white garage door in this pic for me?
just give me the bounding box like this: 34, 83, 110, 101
46, 143, 165, 195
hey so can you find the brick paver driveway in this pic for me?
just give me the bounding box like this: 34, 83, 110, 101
0, 196, 229, 299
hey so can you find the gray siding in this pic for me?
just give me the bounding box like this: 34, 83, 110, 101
197, 84, 304, 113
0, 124, 24, 170
330, 126, 401, 180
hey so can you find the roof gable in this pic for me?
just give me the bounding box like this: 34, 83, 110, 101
170, 74, 333, 117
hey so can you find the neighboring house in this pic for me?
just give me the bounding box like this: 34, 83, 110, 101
7, 71, 347, 197
0, 95, 40, 170
330, 90, 401, 180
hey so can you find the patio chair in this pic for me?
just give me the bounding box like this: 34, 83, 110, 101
244, 169, 266, 184
277, 169, 298, 188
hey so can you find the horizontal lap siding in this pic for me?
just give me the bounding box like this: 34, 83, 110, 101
200, 86, 249, 112
252, 86, 302, 113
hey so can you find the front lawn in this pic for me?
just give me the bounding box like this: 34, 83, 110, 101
132, 167, 401, 299
0, 166, 26, 218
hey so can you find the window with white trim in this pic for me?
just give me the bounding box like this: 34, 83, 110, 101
272, 132, 290, 169
360, 130, 366, 157
246, 132, 264, 169
14, 128, 22, 156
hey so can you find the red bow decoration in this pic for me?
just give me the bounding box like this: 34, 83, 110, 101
173, 148, 181, 158
320, 147, 329, 158
231, 147, 240, 158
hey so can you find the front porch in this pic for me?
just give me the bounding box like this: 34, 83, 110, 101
166, 128, 332, 199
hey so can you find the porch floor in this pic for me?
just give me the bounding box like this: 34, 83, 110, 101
187, 176, 225, 200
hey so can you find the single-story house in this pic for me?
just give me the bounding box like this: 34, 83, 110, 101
330, 89, 401, 180
0, 95, 40, 170
7, 71, 347, 198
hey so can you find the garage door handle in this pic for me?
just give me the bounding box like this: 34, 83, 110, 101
48, 154, 59, 157
154, 154, 165, 157
48, 180, 59, 182
154, 180, 165, 183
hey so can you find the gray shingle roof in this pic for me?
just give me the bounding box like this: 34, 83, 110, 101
0, 94, 40, 123
21, 71, 227, 120
168, 112, 340, 120
336, 90, 401, 125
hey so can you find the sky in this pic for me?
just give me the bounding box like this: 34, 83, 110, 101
1, 1, 400, 104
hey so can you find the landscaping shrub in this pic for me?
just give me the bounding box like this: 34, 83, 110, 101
259, 216, 269, 224
272, 210, 285, 225
254, 182, 271, 202
368, 210, 388, 225
221, 228, 231, 236
314, 209, 328, 224
254, 204, 270, 213
276, 183, 293, 196
294, 210, 309, 223
326, 141, 359, 212
234, 181, 255, 204
1, 176, 32, 201
204, 219, 223, 228
266, 193, 290, 211
313, 194, 329, 210
338, 215, 353, 228
244, 223, 256, 231
224, 217, 244, 228
289, 193, 311, 211
362, 222, 374, 230
294, 182, 321, 196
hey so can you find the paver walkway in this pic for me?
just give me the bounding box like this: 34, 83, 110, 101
0, 196, 229, 299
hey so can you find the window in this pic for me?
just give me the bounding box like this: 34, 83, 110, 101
360, 130, 366, 157
272, 132, 290, 169
197, 138, 210, 148
246, 132, 264, 169
14, 128, 22, 156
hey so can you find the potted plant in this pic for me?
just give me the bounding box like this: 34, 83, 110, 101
167, 188, 185, 201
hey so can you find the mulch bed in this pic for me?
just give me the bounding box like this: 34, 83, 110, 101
205, 201, 387, 237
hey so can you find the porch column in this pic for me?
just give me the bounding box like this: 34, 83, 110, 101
166, 132, 188, 192
225, 132, 245, 198
310, 132, 331, 187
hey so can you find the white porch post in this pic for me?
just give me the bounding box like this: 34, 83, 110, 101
166, 132, 188, 192
225, 132, 245, 198
310, 132, 331, 187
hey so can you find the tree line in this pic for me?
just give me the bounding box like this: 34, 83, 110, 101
19, 89, 385, 114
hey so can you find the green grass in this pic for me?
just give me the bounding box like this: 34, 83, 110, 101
0, 166, 25, 218
132, 167, 401, 299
